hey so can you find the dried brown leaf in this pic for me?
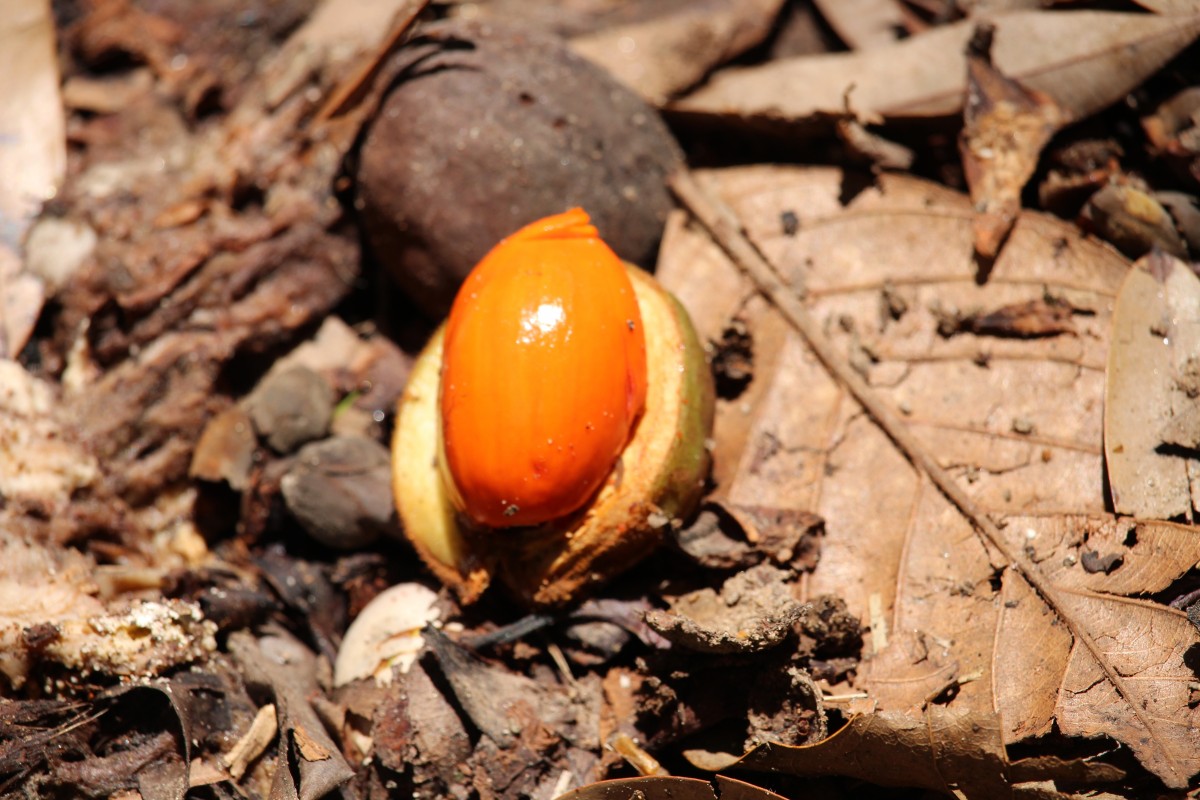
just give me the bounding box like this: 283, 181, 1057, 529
673, 11, 1200, 129
423, 626, 594, 750
738, 707, 1010, 800
190, 406, 256, 490
364, 659, 472, 789
0, 0, 64, 215
558, 775, 789, 800
960, 25, 1065, 259
1010, 754, 1126, 785
571, 0, 786, 105
657, 166, 1200, 788
0, 0, 64, 357
812, 0, 905, 50
995, 566, 1199, 780
1104, 252, 1199, 519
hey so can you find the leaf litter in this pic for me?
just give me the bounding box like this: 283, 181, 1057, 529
5, 0, 1200, 799
660, 165, 1200, 790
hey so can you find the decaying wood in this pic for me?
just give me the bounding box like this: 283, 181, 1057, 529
50, 21, 371, 508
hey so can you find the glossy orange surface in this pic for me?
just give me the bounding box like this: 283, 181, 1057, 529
439, 209, 648, 528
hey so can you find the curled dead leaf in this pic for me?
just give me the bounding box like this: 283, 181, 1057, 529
959, 23, 1064, 260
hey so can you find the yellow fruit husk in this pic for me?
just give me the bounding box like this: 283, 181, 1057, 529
391, 264, 714, 606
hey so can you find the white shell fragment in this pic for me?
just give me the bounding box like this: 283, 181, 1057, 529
333, 582, 440, 687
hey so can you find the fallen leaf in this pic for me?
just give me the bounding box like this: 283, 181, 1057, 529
1009, 754, 1126, 785
719, 502, 824, 570
189, 406, 256, 490
1105, 251, 1200, 519
993, 547, 1200, 777
0, 0, 64, 358
0, 0, 64, 212
657, 166, 1200, 788
423, 625, 586, 749
959, 23, 1064, 260
558, 775, 789, 800
672, 11, 1200, 130
738, 708, 1010, 800
571, 0, 786, 105
811, 0, 905, 50
0, 684, 199, 799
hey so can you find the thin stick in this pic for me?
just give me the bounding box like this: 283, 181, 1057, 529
669, 168, 1183, 787
312, 0, 429, 124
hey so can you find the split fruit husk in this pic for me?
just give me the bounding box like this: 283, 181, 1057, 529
391, 264, 714, 607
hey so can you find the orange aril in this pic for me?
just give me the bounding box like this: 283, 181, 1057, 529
439, 209, 648, 528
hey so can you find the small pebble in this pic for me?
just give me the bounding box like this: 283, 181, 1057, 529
248, 365, 333, 453
281, 435, 397, 549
